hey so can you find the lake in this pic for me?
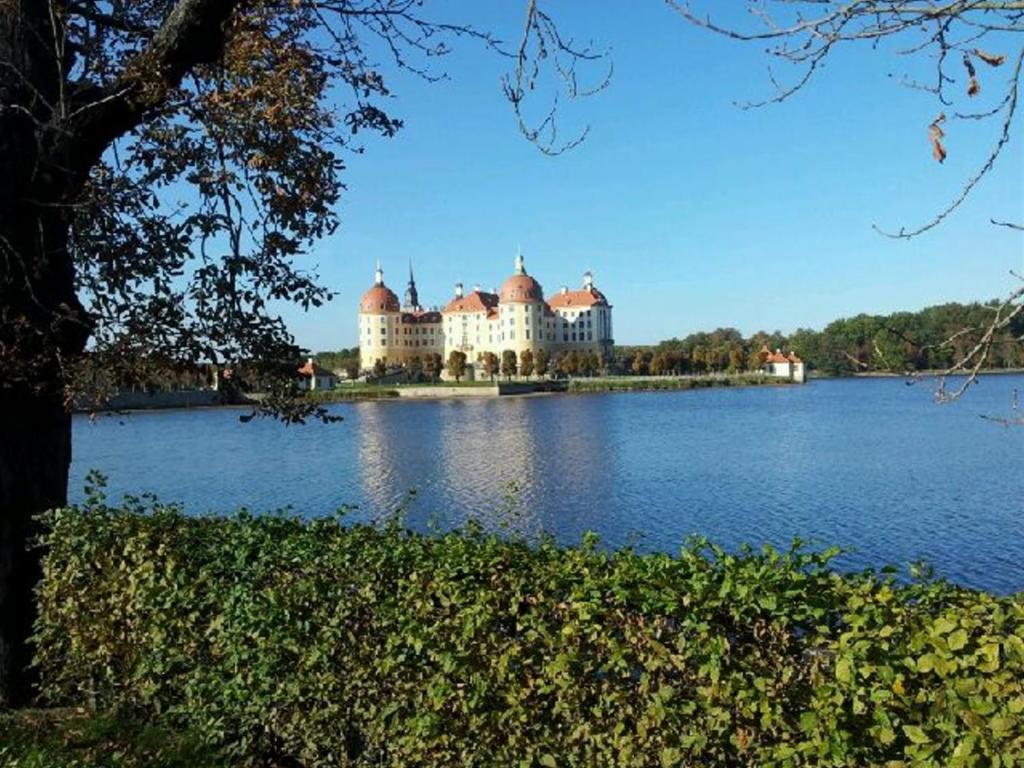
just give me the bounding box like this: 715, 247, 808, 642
71, 376, 1024, 594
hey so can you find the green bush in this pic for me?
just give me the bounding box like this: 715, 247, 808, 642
33, 493, 1023, 767
0, 709, 219, 768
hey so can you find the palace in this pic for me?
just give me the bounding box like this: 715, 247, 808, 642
358, 253, 613, 372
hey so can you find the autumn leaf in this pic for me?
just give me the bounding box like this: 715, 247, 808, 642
962, 55, 980, 97
928, 114, 947, 163
973, 49, 1006, 67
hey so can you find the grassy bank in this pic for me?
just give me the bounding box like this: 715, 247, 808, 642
567, 373, 794, 393
303, 384, 400, 403
26, 496, 1024, 767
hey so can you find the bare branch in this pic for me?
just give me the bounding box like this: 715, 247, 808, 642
875, 45, 1024, 238
501, 0, 612, 155
672, 2, 1024, 237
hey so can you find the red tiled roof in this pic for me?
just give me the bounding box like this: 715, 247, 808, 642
442, 290, 499, 314
765, 351, 790, 364
787, 352, 803, 364
298, 360, 333, 377
548, 288, 608, 309
359, 284, 400, 313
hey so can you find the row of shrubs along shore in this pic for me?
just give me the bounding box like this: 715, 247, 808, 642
300, 372, 794, 403
27, 492, 1023, 767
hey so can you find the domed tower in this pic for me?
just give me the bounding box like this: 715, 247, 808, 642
358, 259, 401, 371
498, 250, 546, 357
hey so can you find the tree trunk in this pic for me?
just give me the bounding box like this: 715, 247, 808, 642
0, 389, 71, 708
1, 1, 93, 707
0, 211, 84, 708
0, 182, 87, 708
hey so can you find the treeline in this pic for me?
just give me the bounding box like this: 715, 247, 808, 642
313, 346, 360, 378
620, 300, 1023, 376
317, 300, 1022, 380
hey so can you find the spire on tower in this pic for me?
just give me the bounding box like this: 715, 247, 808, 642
404, 259, 420, 310
374, 259, 384, 286
514, 246, 526, 275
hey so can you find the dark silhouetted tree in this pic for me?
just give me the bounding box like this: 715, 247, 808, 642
0, 0, 609, 702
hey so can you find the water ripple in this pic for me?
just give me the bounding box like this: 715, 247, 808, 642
70, 377, 1024, 594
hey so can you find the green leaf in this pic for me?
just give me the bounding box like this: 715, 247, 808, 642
836, 657, 853, 684
799, 711, 819, 733
947, 629, 969, 652
990, 716, 1015, 736
932, 617, 957, 636
903, 725, 931, 745
876, 726, 896, 745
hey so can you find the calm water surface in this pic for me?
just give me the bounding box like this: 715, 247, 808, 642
71, 377, 1024, 593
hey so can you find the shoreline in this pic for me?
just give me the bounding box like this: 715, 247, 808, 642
75, 369, 1024, 414
832, 368, 1024, 379
79, 374, 793, 414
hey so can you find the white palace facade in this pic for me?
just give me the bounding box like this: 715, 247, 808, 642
358, 253, 613, 371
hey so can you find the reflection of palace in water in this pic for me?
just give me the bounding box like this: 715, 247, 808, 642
353, 398, 618, 540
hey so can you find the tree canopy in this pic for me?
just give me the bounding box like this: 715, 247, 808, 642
612, 299, 1024, 383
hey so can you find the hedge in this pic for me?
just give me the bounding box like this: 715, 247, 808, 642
33, 493, 1023, 767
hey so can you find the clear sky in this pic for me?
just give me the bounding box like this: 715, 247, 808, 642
282, 1, 1023, 351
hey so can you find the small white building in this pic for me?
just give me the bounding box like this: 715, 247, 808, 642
762, 347, 806, 383
297, 358, 336, 391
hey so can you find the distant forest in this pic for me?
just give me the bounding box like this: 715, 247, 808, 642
318, 300, 1023, 377
621, 300, 1024, 376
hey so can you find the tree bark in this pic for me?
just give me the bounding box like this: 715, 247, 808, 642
0, 198, 86, 707
0, 389, 72, 708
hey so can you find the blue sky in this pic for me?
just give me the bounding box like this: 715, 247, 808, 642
283, 1, 1023, 350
